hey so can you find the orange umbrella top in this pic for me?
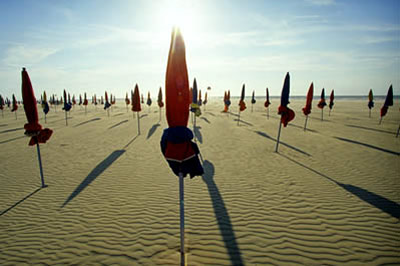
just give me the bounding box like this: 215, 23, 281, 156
165, 28, 190, 128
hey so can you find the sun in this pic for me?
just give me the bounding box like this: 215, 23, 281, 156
154, 0, 201, 47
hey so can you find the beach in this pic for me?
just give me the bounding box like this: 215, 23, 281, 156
0, 98, 399, 265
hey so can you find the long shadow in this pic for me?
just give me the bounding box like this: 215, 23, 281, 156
123, 135, 139, 148
280, 154, 400, 219
289, 123, 318, 133
73, 118, 101, 127
234, 119, 253, 126
0, 135, 26, 144
0, 127, 24, 134
334, 136, 400, 156
194, 126, 203, 144
113, 113, 124, 117
345, 124, 396, 135
200, 117, 211, 124
147, 123, 160, 140
61, 150, 126, 208
205, 112, 216, 117
140, 114, 148, 119
0, 124, 8, 127
228, 112, 239, 117
255, 131, 311, 156
201, 160, 244, 265
1, 188, 41, 216
109, 120, 128, 130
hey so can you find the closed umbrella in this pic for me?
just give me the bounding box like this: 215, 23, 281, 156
132, 84, 141, 134
238, 84, 246, 125
329, 90, 334, 116
302, 82, 314, 131
379, 85, 393, 125
264, 88, 271, 119
317, 88, 327, 121
158, 87, 164, 121
368, 89, 374, 118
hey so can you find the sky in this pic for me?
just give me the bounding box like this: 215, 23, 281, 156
0, 0, 399, 99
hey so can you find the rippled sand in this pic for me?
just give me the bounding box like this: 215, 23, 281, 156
0, 98, 399, 265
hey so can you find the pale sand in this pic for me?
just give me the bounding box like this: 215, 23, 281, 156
0, 99, 399, 265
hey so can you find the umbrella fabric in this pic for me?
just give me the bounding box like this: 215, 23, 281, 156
264, 88, 271, 108
83, 93, 88, 105
42, 91, 50, 115
223, 91, 228, 112
329, 90, 334, 110
79, 94, 82, 105
190, 79, 201, 116
0, 95, 4, 110
317, 88, 327, 109
12, 94, 18, 112
278, 72, 295, 127
302, 82, 314, 116
72, 95, 76, 105
125, 92, 130, 105
239, 84, 246, 111
111, 94, 116, 105
62, 90, 72, 111
132, 84, 141, 112
21, 68, 52, 145
380, 85, 393, 117
161, 28, 203, 178
198, 90, 202, 106
204, 92, 208, 105
141, 94, 144, 104
251, 90, 256, 104
368, 89, 374, 109
68, 93, 72, 105
101, 96, 104, 105
104, 91, 111, 110
147, 92, 152, 106
158, 87, 164, 108
94, 94, 97, 105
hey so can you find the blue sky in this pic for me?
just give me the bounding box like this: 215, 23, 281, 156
0, 0, 399, 99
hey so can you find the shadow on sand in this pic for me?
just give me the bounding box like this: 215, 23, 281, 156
201, 160, 244, 265
255, 130, 311, 156
61, 150, 126, 208
234, 118, 253, 126
280, 154, 400, 219
147, 123, 160, 140
123, 135, 139, 149
73, 118, 101, 127
334, 136, 400, 156
0, 135, 26, 145
345, 124, 396, 135
1, 188, 42, 216
109, 120, 128, 130
0, 127, 24, 134
200, 117, 211, 124
194, 126, 203, 144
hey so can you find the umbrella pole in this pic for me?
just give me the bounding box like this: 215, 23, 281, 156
179, 172, 185, 266
329, 109, 331, 116
107, 108, 110, 117
45, 114, 47, 124
396, 124, 400, 138
379, 117, 382, 125
36, 142, 47, 188
369, 109, 371, 118
85, 106, 87, 115
15, 111, 17, 120
251, 104, 253, 113
1, 109, 3, 118
137, 112, 140, 135
304, 115, 308, 131
275, 120, 282, 152
65, 111, 68, 126
321, 108, 324, 121
194, 116, 197, 143
159, 107, 161, 122
237, 110, 241, 126
267, 107, 269, 119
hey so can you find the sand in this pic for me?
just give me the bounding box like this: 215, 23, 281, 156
0, 98, 399, 265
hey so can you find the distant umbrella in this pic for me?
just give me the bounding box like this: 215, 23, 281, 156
251, 90, 256, 112
190, 79, 201, 117
62, 90, 71, 125
276, 72, 295, 152
204, 91, 208, 111
11, 94, 18, 120
368, 89, 374, 118
198, 89, 202, 106
42, 91, 50, 123
125, 92, 130, 112
158, 87, 164, 121
238, 84, 246, 125
379, 85, 393, 125
21, 68, 53, 188
132, 84, 141, 134
264, 87, 271, 119
160, 29, 203, 264
317, 88, 327, 121
79, 94, 82, 105
104, 91, 111, 116
0, 94, 4, 118
146, 91, 152, 108
302, 82, 314, 131
329, 90, 334, 116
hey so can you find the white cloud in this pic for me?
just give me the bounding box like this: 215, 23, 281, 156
2, 45, 59, 67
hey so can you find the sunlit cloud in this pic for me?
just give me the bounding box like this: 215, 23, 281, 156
3, 45, 59, 67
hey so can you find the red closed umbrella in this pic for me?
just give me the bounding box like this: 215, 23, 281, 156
158, 87, 164, 121
379, 85, 393, 124
302, 82, 314, 131
132, 84, 141, 134
161, 28, 204, 264
21, 67, 52, 188
264, 87, 271, 119
329, 89, 334, 116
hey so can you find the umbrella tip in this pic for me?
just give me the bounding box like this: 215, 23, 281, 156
22, 67, 26, 71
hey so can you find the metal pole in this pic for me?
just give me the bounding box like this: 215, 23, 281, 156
15, 111, 17, 120
65, 111, 68, 126
396, 124, 400, 138
159, 107, 161, 122
267, 107, 269, 119
107, 108, 110, 117
321, 108, 324, 121
45, 114, 47, 124
85, 106, 87, 115
179, 172, 185, 266
379, 117, 382, 125
329, 109, 331, 116
304, 115, 309, 132
36, 142, 47, 188
237, 110, 241, 126
369, 109, 371, 118
137, 112, 140, 135
275, 120, 282, 152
